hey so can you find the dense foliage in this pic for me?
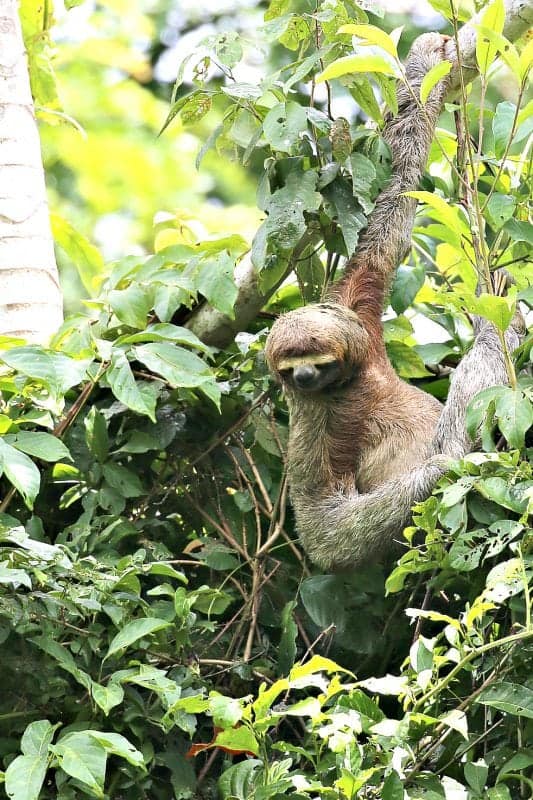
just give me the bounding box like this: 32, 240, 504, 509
0, 0, 532, 799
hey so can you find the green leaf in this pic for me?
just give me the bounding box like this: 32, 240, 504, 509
486, 787, 512, 800
485, 194, 515, 229
0, 564, 32, 589
160, 91, 212, 135
6, 432, 71, 462
474, 28, 521, 81
477, 682, 533, 719
338, 24, 398, 58
194, 252, 238, 318
420, 61, 452, 104
386, 342, 430, 378
133, 342, 214, 389
253, 166, 321, 282
109, 284, 154, 329
53, 733, 106, 798
91, 682, 125, 715
349, 152, 377, 214
460, 292, 516, 332
382, 770, 404, 800
5, 755, 48, 800
497, 751, 533, 781
119, 322, 211, 351
406, 191, 469, 236
476, 0, 505, 75
263, 102, 307, 153
390, 262, 425, 314
0, 347, 91, 396
476, 477, 532, 514
493, 102, 516, 158
50, 213, 104, 296
504, 218, 533, 246
205, 31, 243, 68
30, 636, 92, 689
278, 600, 298, 675
218, 760, 261, 800
107, 350, 157, 421
86, 731, 144, 768
317, 54, 398, 82
106, 617, 171, 659
466, 385, 506, 442
102, 463, 144, 497
21, 720, 56, 756
323, 176, 366, 255
214, 727, 259, 756
0, 439, 41, 508
208, 694, 243, 728
84, 406, 109, 463
494, 388, 533, 448
464, 760, 488, 794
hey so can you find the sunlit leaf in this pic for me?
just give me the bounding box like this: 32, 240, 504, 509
317, 54, 399, 82
0, 439, 40, 508
51, 213, 104, 295
420, 61, 452, 104
338, 24, 398, 58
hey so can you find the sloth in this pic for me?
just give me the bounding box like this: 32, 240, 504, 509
265, 33, 523, 571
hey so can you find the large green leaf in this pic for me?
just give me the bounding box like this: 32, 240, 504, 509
53, 733, 106, 797
5, 432, 71, 462
106, 350, 157, 421
194, 252, 238, 319
86, 731, 144, 768
263, 101, 307, 153
494, 388, 533, 448
218, 760, 261, 800
133, 343, 214, 389
0, 347, 91, 396
51, 213, 104, 295
476, 0, 505, 75
317, 54, 398, 82
5, 754, 48, 800
108, 284, 154, 329
390, 263, 425, 314
21, 720, 56, 757
477, 682, 533, 719
106, 617, 171, 659
0, 439, 41, 508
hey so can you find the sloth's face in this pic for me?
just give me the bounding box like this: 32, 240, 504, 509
265, 303, 368, 394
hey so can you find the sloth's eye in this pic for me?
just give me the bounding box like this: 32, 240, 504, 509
316, 359, 341, 372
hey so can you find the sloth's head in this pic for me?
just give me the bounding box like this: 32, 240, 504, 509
265, 303, 370, 394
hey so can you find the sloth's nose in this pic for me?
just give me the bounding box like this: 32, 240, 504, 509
293, 364, 318, 388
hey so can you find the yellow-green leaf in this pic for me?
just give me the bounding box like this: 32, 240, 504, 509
476, 0, 505, 75
337, 24, 398, 59
405, 191, 470, 236
519, 38, 533, 80
474, 27, 520, 80
420, 61, 452, 104
316, 54, 399, 83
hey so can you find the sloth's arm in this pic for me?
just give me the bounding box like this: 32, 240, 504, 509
292, 457, 448, 570
331, 33, 449, 309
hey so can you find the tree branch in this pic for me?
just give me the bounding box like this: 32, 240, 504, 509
187, 0, 533, 349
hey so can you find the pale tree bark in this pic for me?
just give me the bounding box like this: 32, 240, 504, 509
187, 0, 533, 348
0, 0, 63, 342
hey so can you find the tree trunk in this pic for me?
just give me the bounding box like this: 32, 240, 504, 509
187, 0, 533, 349
0, 0, 63, 342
